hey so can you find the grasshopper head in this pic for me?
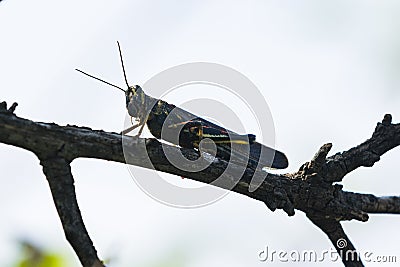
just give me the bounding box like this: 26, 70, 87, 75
125, 85, 145, 118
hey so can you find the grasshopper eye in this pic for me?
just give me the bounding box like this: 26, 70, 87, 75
128, 86, 137, 94
126, 87, 136, 99
125, 90, 134, 107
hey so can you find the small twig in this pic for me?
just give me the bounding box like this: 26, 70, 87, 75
342, 192, 400, 214
322, 114, 400, 182
0, 101, 18, 114
308, 217, 364, 267
40, 157, 105, 267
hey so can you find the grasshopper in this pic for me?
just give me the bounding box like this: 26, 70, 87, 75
76, 42, 288, 170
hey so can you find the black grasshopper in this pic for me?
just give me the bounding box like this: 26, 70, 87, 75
76, 42, 288, 170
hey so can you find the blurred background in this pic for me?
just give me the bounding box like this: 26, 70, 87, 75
0, 0, 399, 266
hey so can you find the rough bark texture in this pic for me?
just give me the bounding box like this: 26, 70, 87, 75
0, 101, 399, 267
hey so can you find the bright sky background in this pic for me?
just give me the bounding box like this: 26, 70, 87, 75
1, 1, 400, 266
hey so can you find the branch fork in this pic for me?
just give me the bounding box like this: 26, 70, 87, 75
1, 102, 399, 267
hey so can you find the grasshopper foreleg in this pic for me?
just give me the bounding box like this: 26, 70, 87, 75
136, 116, 149, 137
121, 123, 141, 135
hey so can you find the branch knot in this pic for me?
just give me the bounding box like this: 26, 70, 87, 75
0, 101, 18, 114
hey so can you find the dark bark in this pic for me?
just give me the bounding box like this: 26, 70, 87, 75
308, 218, 363, 267
1, 101, 399, 267
41, 157, 104, 267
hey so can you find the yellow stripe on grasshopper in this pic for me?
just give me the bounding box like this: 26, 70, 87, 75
200, 138, 250, 145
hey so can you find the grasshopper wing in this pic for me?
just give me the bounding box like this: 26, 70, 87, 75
214, 141, 288, 170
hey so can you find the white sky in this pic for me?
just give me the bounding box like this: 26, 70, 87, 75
1, 0, 400, 266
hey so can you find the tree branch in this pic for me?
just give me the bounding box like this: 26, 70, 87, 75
321, 114, 400, 183
341, 192, 400, 214
41, 157, 104, 267
1, 101, 399, 267
308, 217, 363, 267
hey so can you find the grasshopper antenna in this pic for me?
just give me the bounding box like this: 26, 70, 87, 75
75, 69, 126, 93
117, 41, 130, 88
